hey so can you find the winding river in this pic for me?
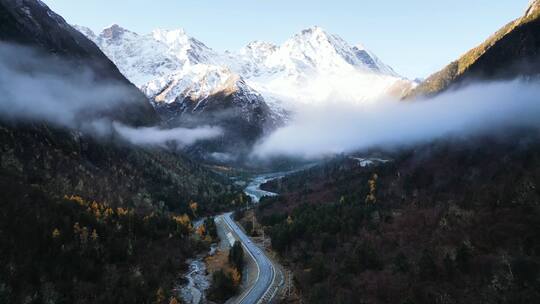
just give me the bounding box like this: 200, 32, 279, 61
177, 167, 308, 303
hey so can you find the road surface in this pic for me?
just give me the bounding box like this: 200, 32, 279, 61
219, 212, 277, 304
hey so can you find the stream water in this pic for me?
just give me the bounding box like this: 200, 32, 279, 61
177, 166, 309, 303
243, 172, 284, 203
177, 244, 216, 304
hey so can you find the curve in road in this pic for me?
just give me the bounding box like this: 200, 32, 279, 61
220, 212, 276, 304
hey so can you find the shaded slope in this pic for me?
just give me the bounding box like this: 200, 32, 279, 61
0, 0, 157, 126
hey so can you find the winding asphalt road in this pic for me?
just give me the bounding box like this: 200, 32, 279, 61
219, 212, 276, 304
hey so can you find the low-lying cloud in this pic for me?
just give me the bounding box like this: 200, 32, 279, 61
0, 42, 221, 147
0, 42, 136, 127
114, 123, 222, 146
252, 80, 540, 159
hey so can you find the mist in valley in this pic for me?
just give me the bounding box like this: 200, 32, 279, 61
0, 42, 222, 148
3, 42, 540, 164
252, 79, 540, 159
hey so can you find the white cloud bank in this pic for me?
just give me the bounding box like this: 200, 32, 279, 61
0, 42, 221, 147
252, 80, 540, 159
113, 123, 222, 147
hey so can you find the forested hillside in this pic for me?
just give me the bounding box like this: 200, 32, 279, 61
0, 1, 246, 302
258, 134, 540, 303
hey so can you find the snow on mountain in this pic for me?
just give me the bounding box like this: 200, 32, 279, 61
75, 24, 413, 115
141, 64, 238, 105
75, 24, 220, 88
227, 26, 410, 107
263, 26, 396, 77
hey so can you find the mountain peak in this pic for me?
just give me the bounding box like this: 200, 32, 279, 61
296, 26, 334, 42
101, 24, 129, 39
300, 25, 326, 35
278, 26, 400, 76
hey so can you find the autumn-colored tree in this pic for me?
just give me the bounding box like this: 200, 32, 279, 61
65, 195, 85, 206
196, 224, 206, 238
365, 173, 378, 205
189, 201, 198, 217
52, 228, 61, 239
117, 207, 129, 217
286, 215, 293, 225
173, 214, 192, 235
231, 268, 241, 286
104, 207, 114, 218
91, 229, 99, 242
155, 287, 166, 304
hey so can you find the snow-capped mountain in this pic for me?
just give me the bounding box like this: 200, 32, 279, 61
73, 24, 215, 87
76, 24, 413, 113
75, 24, 283, 161
225, 26, 413, 106
239, 26, 398, 78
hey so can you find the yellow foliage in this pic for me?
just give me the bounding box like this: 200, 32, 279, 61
365, 173, 378, 205
173, 214, 192, 230
91, 229, 99, 242
287, 215, 293, 225
64, 195, 110, 220
117, 207, 129, 217
144, 212, 156, 222
52, 228, 61, 239
189, 201, 198, 216
168, 297, 179, 304
196, 224, 206, 237
155, 287, 166, 304
104, 208, 114, 218
64, 195, 85, 206
231, 268, 242, 286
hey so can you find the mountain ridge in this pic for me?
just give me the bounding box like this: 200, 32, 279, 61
406, 1, 540, 99
75, 24, 415, 161
76, 24, 414, 109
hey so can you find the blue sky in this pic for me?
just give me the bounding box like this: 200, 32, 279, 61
43, 0, 528, 79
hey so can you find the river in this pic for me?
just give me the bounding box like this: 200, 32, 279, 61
243, 172, 284, 203
177, 167, 307, 303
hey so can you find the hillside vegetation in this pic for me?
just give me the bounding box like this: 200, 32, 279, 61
258, 134, 540, 303
406, 1, 540, 98
0, 1, 247, 302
